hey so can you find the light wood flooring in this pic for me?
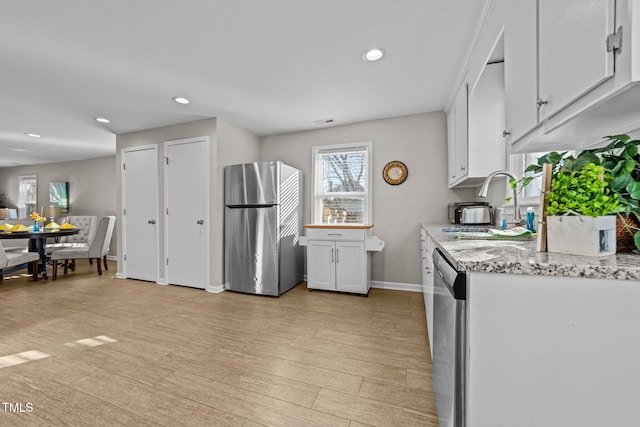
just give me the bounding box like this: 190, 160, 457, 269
0, 262, 437, 426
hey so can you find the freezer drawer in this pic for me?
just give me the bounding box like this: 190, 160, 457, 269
225, 206, 279, 295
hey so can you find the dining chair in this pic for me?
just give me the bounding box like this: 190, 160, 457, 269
0, 240, 40, 282
46, 215, 98, 255
51, 216, 116, 280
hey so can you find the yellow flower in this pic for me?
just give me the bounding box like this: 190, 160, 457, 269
30, 212, 45, 221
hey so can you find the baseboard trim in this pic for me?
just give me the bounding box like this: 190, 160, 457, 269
156, 279, 168, 285
107, 255, 118, 261
206, 284, 225, 294
115, 273, 126, 279
371, 280, 422, 293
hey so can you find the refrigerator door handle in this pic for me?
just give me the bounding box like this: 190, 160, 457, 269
331, 248, 334, 263
336, 248, 339, 263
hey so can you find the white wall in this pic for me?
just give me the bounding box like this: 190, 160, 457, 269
259, 112, 476, 285
0, 156, 118, 255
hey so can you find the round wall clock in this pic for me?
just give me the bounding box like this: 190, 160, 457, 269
383, 161, 408, 185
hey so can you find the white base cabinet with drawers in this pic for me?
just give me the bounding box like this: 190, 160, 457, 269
300, 226, 385, 295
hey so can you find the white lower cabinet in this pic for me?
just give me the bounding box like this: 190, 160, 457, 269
308, 240, 366, 293
420, 228, 435, 359
303, 226, 384, 295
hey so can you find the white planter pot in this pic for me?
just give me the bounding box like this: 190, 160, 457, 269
546, 215, 616, 256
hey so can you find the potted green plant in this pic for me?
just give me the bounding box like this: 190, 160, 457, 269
544, 162, 619, 256
511, 134, 640, 253
579, 134, 640, 252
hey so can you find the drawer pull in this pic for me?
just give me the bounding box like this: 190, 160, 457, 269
328, 233, 343, 236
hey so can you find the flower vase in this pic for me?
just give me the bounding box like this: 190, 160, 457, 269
33, 220, 40, 232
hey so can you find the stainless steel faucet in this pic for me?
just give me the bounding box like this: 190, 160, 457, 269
478, 170, 524, 226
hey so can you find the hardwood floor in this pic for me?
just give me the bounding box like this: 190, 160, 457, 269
0, 262, 437, 426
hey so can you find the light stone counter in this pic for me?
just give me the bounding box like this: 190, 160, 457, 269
422, 223, 640, 280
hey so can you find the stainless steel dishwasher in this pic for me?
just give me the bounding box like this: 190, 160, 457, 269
432, 248, 467, 427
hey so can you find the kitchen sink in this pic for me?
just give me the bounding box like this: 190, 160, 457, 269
440, 226, 490, 233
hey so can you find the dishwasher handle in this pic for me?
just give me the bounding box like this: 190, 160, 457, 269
433, 248, 467, 300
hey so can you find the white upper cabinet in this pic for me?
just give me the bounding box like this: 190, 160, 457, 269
447, 102, 458, 187
447, 82, 469, 187
455, 0, 640, 154
538, 0, 616, 121
447, 60, 506, 188
502, 0, 640, 152
503, 0, 538, 143
453, 83, 469, 184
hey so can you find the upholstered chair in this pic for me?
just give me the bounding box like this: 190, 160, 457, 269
46, 215, 98, 255
51, 216, 115, 280
0, 240, 40, 281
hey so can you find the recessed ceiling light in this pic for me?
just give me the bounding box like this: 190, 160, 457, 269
95, 117, 111, 123
173, 97, 190, 105
25, 133, 41, 138
363, 48, 384, 62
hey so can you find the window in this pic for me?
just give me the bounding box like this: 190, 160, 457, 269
508, 150, 575, 205
18, 175, 37, 218
312, 142, 372, 224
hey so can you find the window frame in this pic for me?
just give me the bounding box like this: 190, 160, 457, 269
311, 141, 373, 225
507, 150, 575, 207
18, 174, 38, 218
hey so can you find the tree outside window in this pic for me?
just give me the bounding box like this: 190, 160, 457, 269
312, 142, 372, 224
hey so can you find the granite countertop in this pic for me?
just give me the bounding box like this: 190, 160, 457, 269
422, 223, 640, 281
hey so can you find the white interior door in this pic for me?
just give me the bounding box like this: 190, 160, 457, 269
122, 146, 158, 281
165, 137, 209, 289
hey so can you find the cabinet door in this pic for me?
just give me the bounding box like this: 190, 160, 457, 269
538, 0, 615, 120
447, 107, 457, 186
335, 241, 366, 294
307, 240, 335, 291
454, 83, 468, 181
504, 0, 538, 142
421, 231, 436, 359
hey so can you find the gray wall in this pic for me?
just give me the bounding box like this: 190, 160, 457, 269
259, 112, 476, 285
0, 156, 118, 255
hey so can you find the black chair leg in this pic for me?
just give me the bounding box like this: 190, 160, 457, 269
52, 261, 57, 280
103, 256, 108, 271
96, 258, 102, 275
63, 260, 68, 276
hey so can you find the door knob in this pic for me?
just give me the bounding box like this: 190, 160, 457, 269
148, 219, 156, 224
502, 130, 511, 137
196, 219, 204, 225
536, 98, 548, 109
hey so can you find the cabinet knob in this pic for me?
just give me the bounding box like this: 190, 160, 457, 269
502, 130, 511, 137
536, 98, 548, 109
460, 166, 466, 172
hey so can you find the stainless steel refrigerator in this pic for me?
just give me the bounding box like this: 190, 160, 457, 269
224, 161, 304, 296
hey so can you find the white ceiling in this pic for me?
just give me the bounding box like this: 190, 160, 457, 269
0, 0, 484, 168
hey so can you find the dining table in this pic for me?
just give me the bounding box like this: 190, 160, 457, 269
0, 228, 80, 279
